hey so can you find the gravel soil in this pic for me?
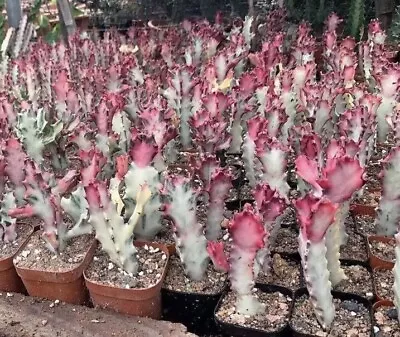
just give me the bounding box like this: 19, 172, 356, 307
291, 294, 371, 336
256, 253, 303, 291
341, 232, 368, 263
374, 305, 400, 337
215, 289, 291, 333
355, 214, 376, 237
369, 240, 396, 263
273, 227, 299, 255
0, 224, 33, 259
163, 255, 227, 295
85, 245, 167, 289
334, 264, 374, 300
14, 231, 94, 272
373, 268, 394, 301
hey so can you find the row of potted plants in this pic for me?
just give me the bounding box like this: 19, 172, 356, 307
1, 6, 400, 337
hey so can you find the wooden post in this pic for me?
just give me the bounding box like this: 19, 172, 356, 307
57, 0, 76, 40
6, 0, 22, 28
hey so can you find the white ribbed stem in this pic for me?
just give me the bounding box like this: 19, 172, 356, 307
325, 217, 347, 287
300, 232, 335, 331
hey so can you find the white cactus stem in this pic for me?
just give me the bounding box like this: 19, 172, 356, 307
325, 217, 347, 287
299, 232, 335, 330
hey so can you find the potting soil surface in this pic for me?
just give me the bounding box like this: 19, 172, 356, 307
0, 224, 32, 258
373, 268, 394, 301
374, 305, 400, 336
13, 231, 94, 272
256, 253, 303, 290
355, 214, 376, 237
291, 295, 371, 336
85, 245, 167, 289
340, 232, 368, 262
334, 264, 374, 300
369, 240, 396, 262
215, 289, 291, 332
163, 255, 227, 294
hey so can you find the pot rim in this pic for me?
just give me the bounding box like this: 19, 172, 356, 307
84, 241, 170, 295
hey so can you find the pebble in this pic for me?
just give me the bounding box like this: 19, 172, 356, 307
138, 271, 144, 276
93, 256, 99, 261
54, 300, 60, 305
41, 319, 48, 326
161, 254, 166, 260
223, 234, 229, 241
6, 293, 13, 297
374, 326, 380, 334
144, 245, 149, 250
340, 301, 360, 312
108, 263, 114, 271
21, 250, 30, 258
49, 303, 54, 308
387, 308, 398, 319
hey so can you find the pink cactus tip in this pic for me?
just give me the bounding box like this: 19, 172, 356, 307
294, 195, 337, 242
229, 204, 265, 250
318, 156, 364, 203
116, 154, 129, 180
207, 241, 229, 273
130, 135, 158, 168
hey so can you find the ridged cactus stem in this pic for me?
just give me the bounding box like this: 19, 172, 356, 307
325, 216, 347, 287
300, 233, 335, 330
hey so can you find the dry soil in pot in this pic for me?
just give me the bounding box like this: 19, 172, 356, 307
334, 264, 374, 300
273, 226, 299, 255
340, 232, 368, 263
355, 214, 376, 237
85, 244, 167, 289
374, 303, 400, 336
14, 231, 94, 272
291, 293, 371, 336
154, 219, 175, 247
215, 288, 291, 333
373, 268, 394, 302
369, 240, 396, 263
256, 253, 303, 291
353, 189, 380, 210
163, 255, 226, 294
0, 224, 33, 258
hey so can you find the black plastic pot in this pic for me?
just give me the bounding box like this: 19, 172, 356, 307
161, 284, 226, 335
289, 288, 374, 337
214, 284, 293, 337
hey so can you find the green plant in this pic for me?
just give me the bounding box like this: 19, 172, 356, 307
346, 0, 365, 39
389, 4, 400, 42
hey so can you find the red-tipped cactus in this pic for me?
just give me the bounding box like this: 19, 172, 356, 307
228, 204, 265, 315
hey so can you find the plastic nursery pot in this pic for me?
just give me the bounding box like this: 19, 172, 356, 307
289, 288, 373, 337
339, 259, 375, 302
350, 203, 376, 217
84, 241, 169, 319
214, 284, 293, 337
0, 225, 34, 293
372, 266, 394, 304
373, 299, 395, 312
367, 235, 396, 270
14, 237, 97, 305
162, 281, 227, 335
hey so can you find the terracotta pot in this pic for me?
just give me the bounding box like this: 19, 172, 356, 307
0, 225, 34, 293
367, 235, 396, 269
84, 241, 169, 319
15, 237, 97, 305
373, 299, 395, 311
350, 203, 376, 217
372, 266, 394, 304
